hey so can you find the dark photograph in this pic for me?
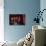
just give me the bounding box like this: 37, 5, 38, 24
9, 14, 25, 25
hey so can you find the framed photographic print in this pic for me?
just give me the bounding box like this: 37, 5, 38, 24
9, 14, 25, 25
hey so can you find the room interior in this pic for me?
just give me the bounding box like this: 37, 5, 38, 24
0, 0, 46, 46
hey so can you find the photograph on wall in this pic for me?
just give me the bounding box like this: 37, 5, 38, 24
9, 14, 25, 25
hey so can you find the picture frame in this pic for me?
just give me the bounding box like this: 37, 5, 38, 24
9, 14, 25, 25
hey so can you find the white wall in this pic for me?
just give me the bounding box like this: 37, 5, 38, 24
40, 0, 46, 27
0, 0, 4, 42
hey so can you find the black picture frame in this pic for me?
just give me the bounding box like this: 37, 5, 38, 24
9, 14, 25, 25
